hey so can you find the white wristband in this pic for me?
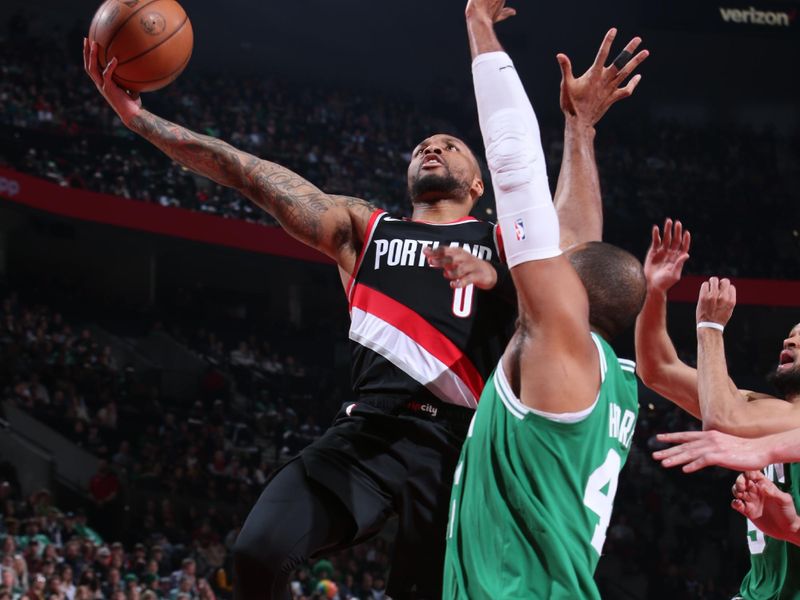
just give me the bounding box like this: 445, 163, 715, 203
697, 321, 725, 333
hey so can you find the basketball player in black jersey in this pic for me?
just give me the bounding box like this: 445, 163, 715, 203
84, 24, 647, 598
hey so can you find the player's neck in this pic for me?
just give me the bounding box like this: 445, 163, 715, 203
410, 199, 472, 224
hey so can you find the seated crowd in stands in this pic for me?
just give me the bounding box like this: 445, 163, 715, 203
0, 470, 394, 600
0, 278, 757, 599
0, 24, 797, 278
0, 288, 392, 599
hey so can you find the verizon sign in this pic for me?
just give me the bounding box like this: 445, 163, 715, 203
719, 6, 796, 26
645, 0, 800, 34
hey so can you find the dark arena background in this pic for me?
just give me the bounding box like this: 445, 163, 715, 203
1, 0, 799, 598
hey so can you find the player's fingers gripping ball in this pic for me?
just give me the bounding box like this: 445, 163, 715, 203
89, 0, 193, 92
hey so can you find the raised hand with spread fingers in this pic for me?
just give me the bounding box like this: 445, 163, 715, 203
557, 28, 648, 127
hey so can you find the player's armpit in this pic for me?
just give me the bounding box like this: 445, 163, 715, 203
328, 195, 379, 252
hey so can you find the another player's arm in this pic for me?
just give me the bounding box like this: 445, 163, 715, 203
634, 219, 704, 419
508, 261, 598, 414
467, 0, 598, 413
695, 278, 800, 437
83, 39, 375, 265
553, 29, 647, 249
654, 428, 800, 473
553, 119, 600, 250
634, 226, 784, 432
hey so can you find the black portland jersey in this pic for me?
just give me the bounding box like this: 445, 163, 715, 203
346, 210, 515, 410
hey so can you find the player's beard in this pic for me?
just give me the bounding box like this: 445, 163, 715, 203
767, 365, 800, 397
409, 170, 469, 203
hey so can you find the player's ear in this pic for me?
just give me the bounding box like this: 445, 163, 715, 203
470, 177, 484, 201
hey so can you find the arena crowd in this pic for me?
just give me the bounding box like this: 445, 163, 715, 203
0, 26, 797, 279
0, 14, 795, 600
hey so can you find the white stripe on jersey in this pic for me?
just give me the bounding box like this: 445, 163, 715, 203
349, 308, 479, 409
591, 333, 608, 383
493, 365, 527, 420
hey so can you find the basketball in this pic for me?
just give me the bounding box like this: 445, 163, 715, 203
88, 0, 193, 93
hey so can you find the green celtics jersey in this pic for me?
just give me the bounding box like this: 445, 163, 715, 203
443, 333, 638, 600
738, 463, 800, 600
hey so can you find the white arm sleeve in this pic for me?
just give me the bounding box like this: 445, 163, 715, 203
472, 51, 561, 268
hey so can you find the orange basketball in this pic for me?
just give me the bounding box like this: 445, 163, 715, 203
88, 0, 193, 93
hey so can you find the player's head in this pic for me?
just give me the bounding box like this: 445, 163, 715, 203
407, 134, 483, 210
768, 322, 800, 398
566, 242, 647, 341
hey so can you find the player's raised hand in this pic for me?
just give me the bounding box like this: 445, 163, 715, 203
83, 38, 142, 126
653, 430, 771, 473
644, 218, 691, 294
465, 0, 516, 24
731, 471, 800, 542
696, 276, 736, 329
557, 28, 648, 126
424, 247, 498, 290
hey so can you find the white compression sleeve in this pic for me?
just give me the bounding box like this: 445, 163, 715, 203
472, 51, 561, 268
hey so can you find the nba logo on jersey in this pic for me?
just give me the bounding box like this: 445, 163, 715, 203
514, 218, 526, 241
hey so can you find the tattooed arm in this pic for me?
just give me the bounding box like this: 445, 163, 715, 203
128, 110, 375, 260
83, 39, 375, 267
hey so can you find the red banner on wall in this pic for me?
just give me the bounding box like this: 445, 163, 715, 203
669, 276, 800, 307
0, 167, 331, 264
0, 168, 797, 306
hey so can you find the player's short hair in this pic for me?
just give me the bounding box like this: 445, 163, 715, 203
566, 242, 646, 341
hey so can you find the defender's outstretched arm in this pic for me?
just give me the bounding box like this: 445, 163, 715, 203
635, 219, 704, 418
553, 29, 648, 249
466, 0, 598, 414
